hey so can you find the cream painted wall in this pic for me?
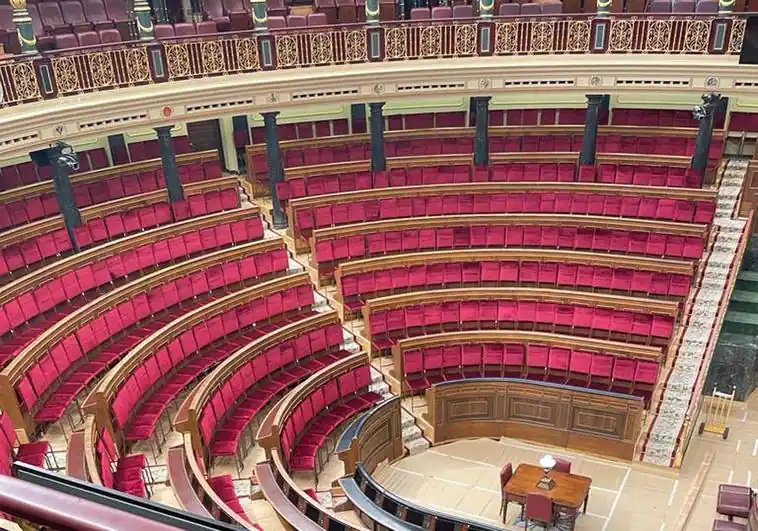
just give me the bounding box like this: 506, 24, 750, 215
248, 104, 351, 126
123, 123, 189, 144
383, 96, 468, 115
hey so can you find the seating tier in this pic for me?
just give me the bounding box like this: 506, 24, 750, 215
311, 214, 708, 283
288, 182, 715, 247
0, 150, 220, 232
362, 288, 679, 355
334, 249, 695, 315
0, 177, 241, 278
0, 209, 265, 372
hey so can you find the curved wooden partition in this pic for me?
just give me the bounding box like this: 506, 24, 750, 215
255, 352, 370, 531
309, 214, 709, 284
390, 330, 663, 394
333, 248, 695, 313
425, 378, 644, 460
0, 207, 262, 345
83, 254, 302, 446
0, 150, 218, 209
336, 396, 403, 476
335, 399, 500, 531
0, 234, 271, 436
361, 287, 680, 356
0, 177, 240, 275
288, 181, 716, 249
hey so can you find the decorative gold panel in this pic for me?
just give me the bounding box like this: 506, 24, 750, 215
730, 19, 746, 54
88, 52, 115, 88
385, 27, 407, 59
454, 24, 476, 56
646, 20, 671, 52
531, 21, 554, 53
343, 29, 367, 62
235, 37, 260, 71
10, 62, 40, 100
684, 20, 710, 53
201, 41, 225, 73
609, 19, 633, 52
310, 33, 333, 64
420, 25, 441, 57
494, 22, 518, 54
276, 34, 299, 67
52, 56, 79, 93
567, 20, 590, 52
165, 43, 190, 79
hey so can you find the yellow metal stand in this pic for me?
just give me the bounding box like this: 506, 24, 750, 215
698, 385, 736, 440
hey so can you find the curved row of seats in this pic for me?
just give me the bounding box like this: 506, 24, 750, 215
0, 213, 267, 437
311, 215, 708, 281
391, 331, 661, 406
288, 182, 716, 244
0, 147, 109, 191
0, 177, 240, 278
90, 420, 153, 498
175, 312, 346, 471
94, 273, 314, 454
362, 288, 679, 354
275, 155, 697, 203
0, 412, 54, 476
0, 151, 220, 232
334, 249, 695, 314
0, 209, 264, 373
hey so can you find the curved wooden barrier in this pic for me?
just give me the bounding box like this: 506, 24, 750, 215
255, 352, 370, 531
0, 177, 241, 274
0, 150, 218, 207
288, 181, 716, 250
336, 396, 403, 476
333, 248, 695, 312
0, 236, 271, 436
361, 287, 680, 356
83, 254, 303, 445
310, 214, 709, 285
425, 378, 644, 460
389, 330, 663, 394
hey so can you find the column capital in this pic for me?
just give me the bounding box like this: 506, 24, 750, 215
474, 96, 492, 108
261, 111, 280, 121
369, 102, 385, 111
586, 94, 605, 106
154, 125, 174, 137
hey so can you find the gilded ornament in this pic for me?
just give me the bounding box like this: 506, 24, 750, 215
530, 21, 554, 53
310, 32, 333, 64
343, 30, 366, 62
729, 19, 745, 54
683, 20, 710, 53
11, 62, 40, 100
165, 44, 190, 79
236, 37, 260, 70
646, 20, 671, 52
52, 56, 80, 93
454, 24, 476, 56
494, 22, 517, 54
608, 18, 633, 52
385, 27, 406, 59
201, 40, 225, 73
275, 35, 298, 67
89, 52, 115, 88
125, 47, 150, 82
9, 0, 26, 9
566, 20, 590, 52
420, 25, 441, 57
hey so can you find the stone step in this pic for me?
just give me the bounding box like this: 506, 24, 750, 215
406, 438, 430, 456
737, 270, 758, 285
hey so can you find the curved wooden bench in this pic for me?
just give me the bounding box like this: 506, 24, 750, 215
288, 182, 716, 250
425, 378, 644, 460
256, 353, 372, 531
311, 214, 709, 285
0, 237, 275, 436
167, 445, 213, 519
390, 331, 663, 404
0, 207, 263, 360
0, 177, 241, 278
333, 248, 695, 315
65, 429, 87, 481
361, 287, 680, 356
85, 271, 312, 449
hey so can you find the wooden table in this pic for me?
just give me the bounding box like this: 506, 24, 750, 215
503, 464, 592, 530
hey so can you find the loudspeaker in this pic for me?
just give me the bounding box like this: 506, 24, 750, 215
30, 148, 52, 167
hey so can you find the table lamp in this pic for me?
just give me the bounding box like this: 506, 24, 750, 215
537, 454, 556, 490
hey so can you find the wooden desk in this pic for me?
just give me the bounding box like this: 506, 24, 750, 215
504, 464, 591, 529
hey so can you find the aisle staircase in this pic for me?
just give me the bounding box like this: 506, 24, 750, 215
642, 158, 751, 466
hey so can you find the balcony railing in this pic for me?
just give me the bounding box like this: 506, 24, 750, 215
0, 14, 748, 108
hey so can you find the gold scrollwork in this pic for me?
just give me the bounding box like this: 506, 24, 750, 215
683, 19, 710, 53
729, 19, 745, 54
385, 27, 406, 59
276, 34, 299, 67
11, 62, 40, 100
236, 37, 259, 70
530, 21, 554, 53
52, 56, 80, 93
608, 18, 633, 52
420, 25, 441, 57
494, 22, 517, 54
343, 30, 366, 62
201, 40, 225, 73
165, 44, 190, 79
125, 47, 150, 83
310, 32, 333, 64
454, 24, 476, 56
646, 19, 671, 52
88, 52, 114, 88
566, 20, 590, 52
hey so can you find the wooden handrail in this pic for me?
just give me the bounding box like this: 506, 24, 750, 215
0, 176, 240, 248
0, 206, 260, 307
0, 228, 267, 435
0, 150, 218, 205
390, 330, 663, 387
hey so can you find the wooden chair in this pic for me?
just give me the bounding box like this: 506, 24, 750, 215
525, 492, 554, 530
555, 457, 572, 474
499, 462, 513, 521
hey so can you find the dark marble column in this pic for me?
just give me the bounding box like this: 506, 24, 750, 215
262, 111, 287, 229
691, 93, 721, 177
48, 143, 83, 252
369, 102, 386, 173
579, 94, 604, 166
473, 96, 491, 168
155, 126, 184, 203
707, 333, 758, 402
